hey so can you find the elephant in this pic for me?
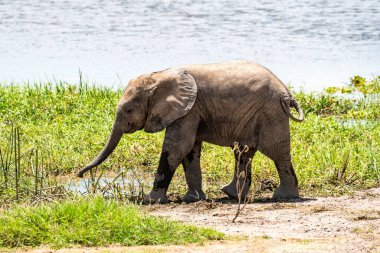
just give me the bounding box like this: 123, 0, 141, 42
77, 60, 304, 203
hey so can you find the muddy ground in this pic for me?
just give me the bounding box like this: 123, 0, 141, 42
18, 188, 380, 253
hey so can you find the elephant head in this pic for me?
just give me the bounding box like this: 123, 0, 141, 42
77, 69, 197, 177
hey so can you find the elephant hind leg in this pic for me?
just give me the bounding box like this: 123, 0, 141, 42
260, 139, 299, 199
272, 160, 299, 199
222, 145, 256, 199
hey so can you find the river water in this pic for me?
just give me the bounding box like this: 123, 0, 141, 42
0, 0, 379, 90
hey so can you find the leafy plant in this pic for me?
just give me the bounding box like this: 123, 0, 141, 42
324, 76, 380, 95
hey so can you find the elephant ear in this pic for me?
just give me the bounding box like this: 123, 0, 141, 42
144, 69, 197, 133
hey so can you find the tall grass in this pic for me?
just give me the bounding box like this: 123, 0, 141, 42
0, 123, 68, 206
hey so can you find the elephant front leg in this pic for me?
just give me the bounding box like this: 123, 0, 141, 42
144, 151, 177, 204
222, 144, 256, 199
182, 141, 206, 202
144, 116, 199, 204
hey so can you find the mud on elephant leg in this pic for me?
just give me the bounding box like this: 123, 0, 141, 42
144, 151, 178, 204
182, 141, 206, 202
222, 145, 256, 199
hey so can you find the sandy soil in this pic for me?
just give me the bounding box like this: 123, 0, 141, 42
16, 188, 380, 253
145, 187, 380, 252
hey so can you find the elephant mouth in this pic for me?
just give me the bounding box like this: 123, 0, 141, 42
125, 123, 143, 133
125, 127, 134, 133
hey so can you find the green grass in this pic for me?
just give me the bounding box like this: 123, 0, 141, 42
0, 77, 379, 203
0, 196, 223, 248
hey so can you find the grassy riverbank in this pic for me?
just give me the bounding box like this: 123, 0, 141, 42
0, 196, 223, 248
0, 77, 379, 249
0, 78, 379, 204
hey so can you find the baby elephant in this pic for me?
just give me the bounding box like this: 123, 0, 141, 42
77, 60, 304, 203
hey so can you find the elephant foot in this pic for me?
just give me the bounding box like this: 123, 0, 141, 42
144, 188, 169, 204
272, 185, 299, 200
221, 181, 249, 199
182, 189, 206, 203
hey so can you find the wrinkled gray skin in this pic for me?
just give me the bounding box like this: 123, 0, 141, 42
77, 60, 304, 203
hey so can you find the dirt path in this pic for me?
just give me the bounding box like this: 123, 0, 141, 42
147, 187, 380, 252
17, 188, 380, 253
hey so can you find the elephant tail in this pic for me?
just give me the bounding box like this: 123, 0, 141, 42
280, 96, 304, 122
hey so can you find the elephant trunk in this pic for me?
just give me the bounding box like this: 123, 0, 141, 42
77, 121, 124, 178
